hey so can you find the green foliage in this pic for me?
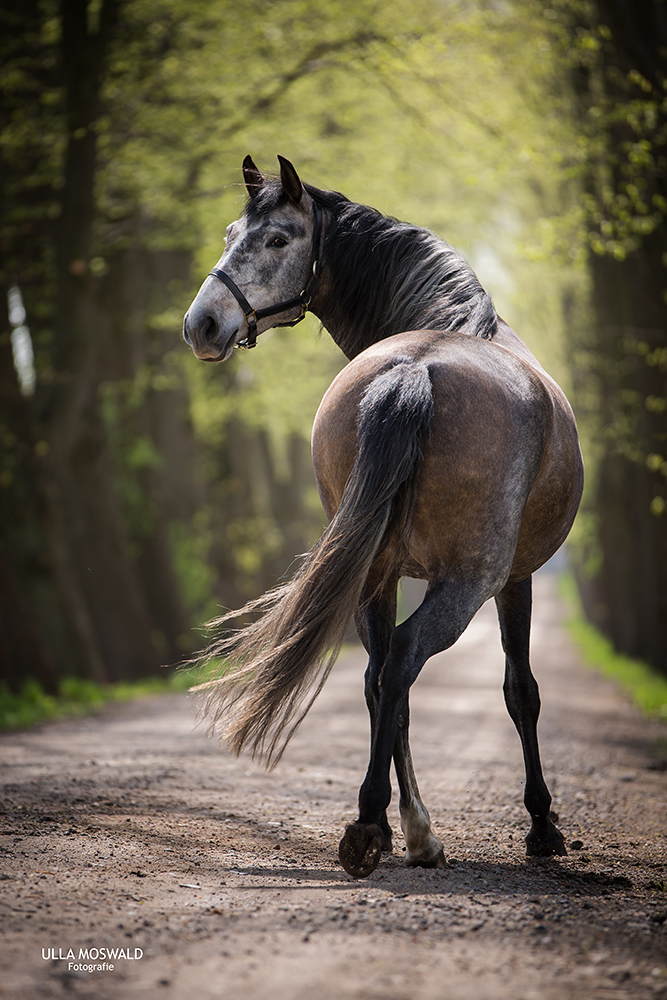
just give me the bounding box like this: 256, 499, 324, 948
169, 514, 219, 623
0, 658, 228, 730
7, 0, 664, 688
541, 2, 667, 254
186, 317, 344, 445
0, 680, 58, 730
561, 574, 667, 720
0, 673, 190, 731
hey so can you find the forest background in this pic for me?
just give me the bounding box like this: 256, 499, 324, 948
1, 0, 666, 703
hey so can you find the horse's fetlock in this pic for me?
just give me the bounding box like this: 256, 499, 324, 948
359, 779, 392, 824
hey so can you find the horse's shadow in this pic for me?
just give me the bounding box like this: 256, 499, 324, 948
222, 854, 633, 900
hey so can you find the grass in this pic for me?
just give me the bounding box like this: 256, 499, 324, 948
561, 574, 667, 723
0, 664, 210, 732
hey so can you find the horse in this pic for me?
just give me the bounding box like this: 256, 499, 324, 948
182, 154, 584, 879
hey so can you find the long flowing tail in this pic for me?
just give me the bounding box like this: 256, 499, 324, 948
193, 362, 434, 766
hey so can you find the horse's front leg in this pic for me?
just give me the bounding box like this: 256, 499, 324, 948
495, 575, 567, 857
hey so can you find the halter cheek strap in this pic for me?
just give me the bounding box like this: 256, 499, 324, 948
208, 200, 323, 349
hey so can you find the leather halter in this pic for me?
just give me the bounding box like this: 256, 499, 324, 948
208, 200, 323, 350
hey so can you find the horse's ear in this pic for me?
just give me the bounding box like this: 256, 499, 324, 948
242, 155, 264, 199
277, 155, 303, 204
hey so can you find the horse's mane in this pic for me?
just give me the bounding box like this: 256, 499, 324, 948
245, 179, 497, 357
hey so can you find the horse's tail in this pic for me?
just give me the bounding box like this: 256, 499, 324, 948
193, 361, 433, 766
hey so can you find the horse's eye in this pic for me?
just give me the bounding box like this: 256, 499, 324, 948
267, 236, 288, 248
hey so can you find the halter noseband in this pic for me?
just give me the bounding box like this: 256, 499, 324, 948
208, 200, 323, 350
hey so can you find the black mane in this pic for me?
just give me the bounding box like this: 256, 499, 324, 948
245, 178, 498, 358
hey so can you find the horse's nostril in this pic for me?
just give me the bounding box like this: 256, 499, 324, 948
202, 316, 218, 342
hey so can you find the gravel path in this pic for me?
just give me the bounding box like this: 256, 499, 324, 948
1, 571, 666, 999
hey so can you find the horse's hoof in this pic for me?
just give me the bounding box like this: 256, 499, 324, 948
526, 819, 568, 857
406, 846, 446, 869
338, 822, 384, 878
406, 834, 446, 869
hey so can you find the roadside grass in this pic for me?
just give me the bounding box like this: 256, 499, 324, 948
560, 574, 667, 723
0, 662, 219, 732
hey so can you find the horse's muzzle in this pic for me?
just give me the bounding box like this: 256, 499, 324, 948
183, 309, 233, 361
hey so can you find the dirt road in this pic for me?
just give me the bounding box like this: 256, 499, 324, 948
1, 571, 666, 1000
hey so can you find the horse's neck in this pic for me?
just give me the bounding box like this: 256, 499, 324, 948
313, 303, 376, 360
310, 207, 495, 359
307, 205, 414, 358
311, 255, 421, 360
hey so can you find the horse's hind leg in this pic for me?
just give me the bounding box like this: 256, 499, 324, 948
393, 695, 445, 868
352, 583, 397, 851
495, 576, 567, 857
339, 576, 483, 878
339, 583, 398, 878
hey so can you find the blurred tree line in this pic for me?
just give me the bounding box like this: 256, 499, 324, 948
0, 0, 665, 694
555, 0, 667, 672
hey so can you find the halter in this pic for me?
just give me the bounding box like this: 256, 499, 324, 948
208, 200, 324, 350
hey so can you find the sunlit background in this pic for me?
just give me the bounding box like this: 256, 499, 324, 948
1, 0, 665, 706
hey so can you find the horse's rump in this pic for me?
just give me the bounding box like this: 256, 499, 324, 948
313, 329, 579, 590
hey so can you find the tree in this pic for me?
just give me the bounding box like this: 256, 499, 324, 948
557, 0, 667, 673
8, 0, 655, 697
1, 0, 442, 689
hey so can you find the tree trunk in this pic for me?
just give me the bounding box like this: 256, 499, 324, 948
100, 241, 200, 659
40, 0, 164, 681
0, 291, 61, 694
586, 235, 667, 672
567, 0, 667, 674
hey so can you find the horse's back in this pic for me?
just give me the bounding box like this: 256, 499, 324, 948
312, 327, 583, 592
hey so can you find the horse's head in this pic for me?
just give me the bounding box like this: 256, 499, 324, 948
183, 155, 322, 361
